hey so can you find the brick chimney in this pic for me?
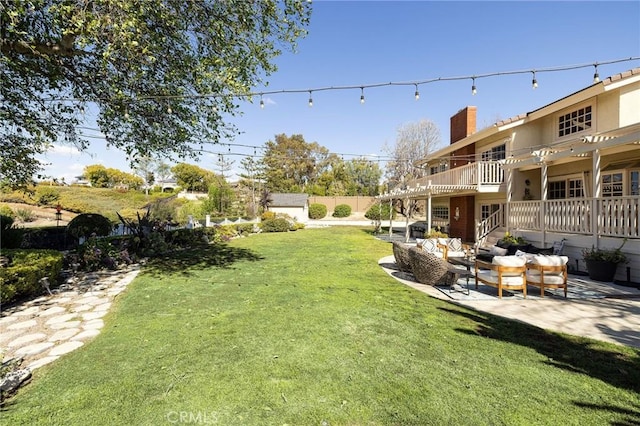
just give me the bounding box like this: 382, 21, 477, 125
450, 106, 476, 144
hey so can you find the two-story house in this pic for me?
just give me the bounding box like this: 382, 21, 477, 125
377, 68, 640, 282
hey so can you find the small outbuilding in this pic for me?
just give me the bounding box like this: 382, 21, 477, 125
269, 193, 309, 223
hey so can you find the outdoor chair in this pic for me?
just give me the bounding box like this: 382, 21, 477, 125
408, 247, 450, 286
392, 241, 413, 273
475, 255, 527, 299
526, 255, 568, 297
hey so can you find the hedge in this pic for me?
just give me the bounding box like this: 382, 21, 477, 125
0, 249, 64, 304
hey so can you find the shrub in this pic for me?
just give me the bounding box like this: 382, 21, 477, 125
365, 203, 395, 221
14, 208, 36, 222
0, 204, 14, 218
0, 215, 24, 249
66, 213, 114, 239
261, 218, 291, 232
332, 204, 351, 218
35, 186, 60, 206
261, 211, 276, 221
0, 249, 64, 304
309, 203, 327, 219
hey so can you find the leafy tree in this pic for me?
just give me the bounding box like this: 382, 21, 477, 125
1, 1, 311, 188
202, 179, 235, 217
262, 134, 330, 193
171, 163, 215, 192
83, 164, 143, 189
345, 158, 383, 196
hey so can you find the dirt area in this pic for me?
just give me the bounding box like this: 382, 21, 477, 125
2, 202, 77, 228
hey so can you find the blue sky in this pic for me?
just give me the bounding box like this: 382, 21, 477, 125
39, 1, 640, 183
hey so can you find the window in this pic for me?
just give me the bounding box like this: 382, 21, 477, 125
558, 105, 592, 137
432, 206, 449, 221
548, 176, 584, 199
568, 178, 584, 198
548, 181, 566, 200
481, 143, 506, 161
631, 171, 639, 196
602, 172, 624, 197
480, 204, 500, 221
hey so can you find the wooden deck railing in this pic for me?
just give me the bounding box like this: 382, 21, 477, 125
508, 196, 640, 238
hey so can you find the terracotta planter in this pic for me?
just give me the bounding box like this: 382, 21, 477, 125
585, 259, 619, 282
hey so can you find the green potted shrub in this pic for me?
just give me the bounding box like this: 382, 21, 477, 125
582, 239, 628, 282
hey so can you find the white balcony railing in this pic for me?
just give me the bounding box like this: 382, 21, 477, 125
414, 161, 504, 188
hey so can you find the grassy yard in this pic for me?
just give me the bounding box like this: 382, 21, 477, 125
2, 227, 639, 425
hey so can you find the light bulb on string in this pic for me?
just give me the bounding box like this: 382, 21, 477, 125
360, 87, 365, 104
308, 91, 313, 107
532, 71, 538, 89
471, 77, 477, 95
167, 106, 172, 114
260, 93, 264, 109
414, 84, 420, 101
593, 63, 600, 83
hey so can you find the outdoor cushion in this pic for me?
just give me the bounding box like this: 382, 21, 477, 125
490, 246, 508, 256
531, 255, 569, 266
420, 238, 442, 256
447, 238, 463, 252
492, 255, 527, 267
490, 255, 527, 277
507, 243, 532, 255
526, 271, 565, 284
477, 271, 526, 285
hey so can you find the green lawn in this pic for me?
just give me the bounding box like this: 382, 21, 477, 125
2, 227, 639, 425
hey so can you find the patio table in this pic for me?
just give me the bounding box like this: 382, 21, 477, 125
447, 257, 475, 295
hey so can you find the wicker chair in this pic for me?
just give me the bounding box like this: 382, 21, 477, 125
392, 241, 413, 273
408, 247, 450, 286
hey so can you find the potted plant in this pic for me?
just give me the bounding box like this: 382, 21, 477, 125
582, 239, 628, 282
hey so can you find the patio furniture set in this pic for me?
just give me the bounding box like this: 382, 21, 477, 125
393, 238, 568, 299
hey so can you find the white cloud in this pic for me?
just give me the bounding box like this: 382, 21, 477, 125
47, 143, 82, 156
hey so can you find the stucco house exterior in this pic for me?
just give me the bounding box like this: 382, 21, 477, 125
269, 193, 309, 223
377, 68, 640, 282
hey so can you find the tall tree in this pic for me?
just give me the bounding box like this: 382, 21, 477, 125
384, 119, 441, 217
345, 158, 383, 196
0, 1, 311, 188
171, 163, 215, 192
384, 119, 441, 189
261, 134, 330, 193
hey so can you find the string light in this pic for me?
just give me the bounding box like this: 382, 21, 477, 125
39, 57, 638, 108
531, 71, 538, 89
471, 77, 477, 95
360, 87, 365, 104
414, 84, 420, 101
259, 93, 264, 109
308, 91, 313, 107
167, 105, 172, 114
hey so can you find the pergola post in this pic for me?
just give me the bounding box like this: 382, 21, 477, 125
592, 149, 601, 248
388, 198, 393, 238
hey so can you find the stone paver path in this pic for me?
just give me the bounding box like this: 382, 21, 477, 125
1, 266, 140, 372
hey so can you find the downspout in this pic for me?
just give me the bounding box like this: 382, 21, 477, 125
506, 166, 512, 233
389, 198, 393, 239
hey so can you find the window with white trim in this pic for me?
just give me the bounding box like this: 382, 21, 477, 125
480, 204, 500, 221
558, 105, 592, 137
602, 172, 624, 197
631, 170, 639, 196
481, 143, 506, 161
548, 176, 584, 199
432, 206, 449, 221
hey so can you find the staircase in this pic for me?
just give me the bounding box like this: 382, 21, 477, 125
475, 227, 507, 253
